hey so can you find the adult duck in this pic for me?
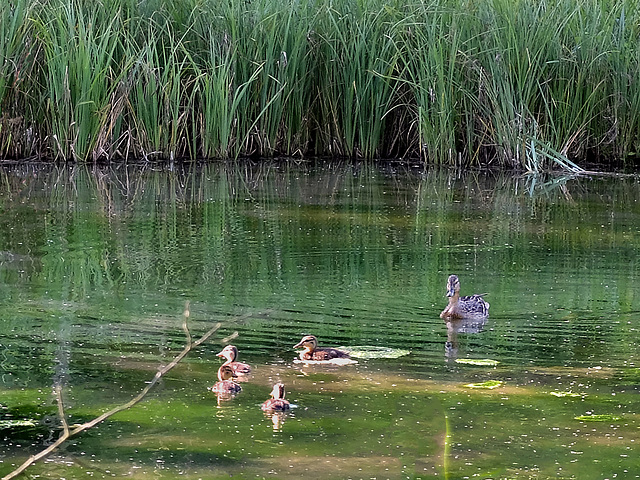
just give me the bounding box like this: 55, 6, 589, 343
261, 383, 290, 412
216, 345, 251, 375
439, 274, 490, 320
293, 335, 350, 361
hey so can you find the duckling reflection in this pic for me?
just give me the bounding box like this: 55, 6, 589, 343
216, 345, 251, 378
444, 317, 487, 360
266, 411, 287, 432
293, 335, 350, 361
208, 364, 242, 401
440, 274, 489, 320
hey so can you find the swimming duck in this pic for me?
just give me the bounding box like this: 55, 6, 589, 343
261, 383, 290, 412
293, 335, 350, 361
209, 364, 242, 394
440, 274, 490, 320
216, 345, 251, 375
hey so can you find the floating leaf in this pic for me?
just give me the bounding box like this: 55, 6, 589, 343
0, 419, 37, 430
464, 380, 503, 389
574, 414, 621, 422
455, 358, 499, 366
338, 346, 410, 359
550, 391, 585, 398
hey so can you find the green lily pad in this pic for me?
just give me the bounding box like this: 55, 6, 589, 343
550, 391, 585, 398
464, 380, 503, 389
337, 346, 410, 359
455, 358, 499, 366
0, 419, 38, 430
574, 414, 621, 422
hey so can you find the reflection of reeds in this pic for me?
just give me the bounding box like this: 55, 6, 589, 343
1, 0, 640, 167
0, 161, 638, 311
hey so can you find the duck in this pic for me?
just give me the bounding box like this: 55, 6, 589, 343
216, 345, 251, 375
440, 274, 490, 320
209, 364, 242, 394
293, 335, 350, 361
261, 383, 290, 412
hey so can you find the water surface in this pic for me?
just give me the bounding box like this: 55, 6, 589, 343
0, 162, 639, 479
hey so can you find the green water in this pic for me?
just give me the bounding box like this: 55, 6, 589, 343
0, 162, 639, 479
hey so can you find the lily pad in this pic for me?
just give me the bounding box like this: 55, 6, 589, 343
455, 358, 499, 366
574, 414, 621, 422
0, 419, 37, 430
338, 346, 410, 359
550, 391, 585, 398
464, 380, 503, 389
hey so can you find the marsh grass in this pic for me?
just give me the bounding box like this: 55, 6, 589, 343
1, 0, 640, 169
0, 0, 37, 157
30, 1, 130, 160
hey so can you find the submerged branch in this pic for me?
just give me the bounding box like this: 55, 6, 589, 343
2, 302, 236, 480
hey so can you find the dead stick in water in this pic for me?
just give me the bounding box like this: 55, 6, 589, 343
2, 302, 244, 480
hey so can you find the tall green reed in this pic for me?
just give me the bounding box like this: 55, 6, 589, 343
400, 2, 467, 164
32, 0, 129, 160
313, 0, 403, 157
0, 0, 35, 157
0, 0, 639, 169
217, 0, 318, 157
127, 23, 194, 161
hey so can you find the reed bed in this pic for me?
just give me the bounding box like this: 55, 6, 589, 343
0, 0, 639, 170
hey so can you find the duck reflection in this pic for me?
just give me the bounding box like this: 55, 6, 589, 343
265, 411, 288, 432
444, 317, 487, 360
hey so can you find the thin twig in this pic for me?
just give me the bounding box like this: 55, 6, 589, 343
54, 385, 69, 437
221, 331, 239, 344
2, 302, 232, 480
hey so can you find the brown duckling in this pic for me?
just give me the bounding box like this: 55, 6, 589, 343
209, 364, 242, 394
216, 345, 251, 375
293, 335, 350, 361
440, 274, 490, 320
261, 383, 290, 412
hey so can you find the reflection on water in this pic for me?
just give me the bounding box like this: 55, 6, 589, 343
0, 162, 639, 479
264, 410, 289, 432
444, 317, 488, 360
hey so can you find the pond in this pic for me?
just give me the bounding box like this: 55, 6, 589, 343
0, 161, 639, 479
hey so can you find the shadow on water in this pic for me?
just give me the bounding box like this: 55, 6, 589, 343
0, 161, 639, 479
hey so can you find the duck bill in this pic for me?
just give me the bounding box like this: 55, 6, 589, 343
216, 351, 225, 358
293, 341, 304, 349
446, 288, 456, 297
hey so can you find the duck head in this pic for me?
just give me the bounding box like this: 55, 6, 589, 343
217, 364, 237, 382
446, 274, 461, 297
270, 383, 286, 400
294, 335, 318, 352
216, 345, 238, 362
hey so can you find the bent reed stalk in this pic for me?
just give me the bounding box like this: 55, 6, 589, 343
0, 0, 639, 170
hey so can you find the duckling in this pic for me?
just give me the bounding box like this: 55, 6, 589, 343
261, 383, 290, 412
440, 274, 490, 320
216, 345, 251, 375
209, 364, 242, 394
293, 335, 350, 361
